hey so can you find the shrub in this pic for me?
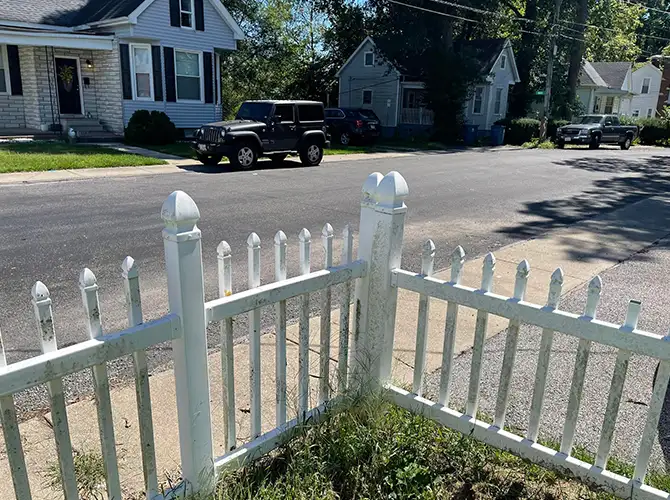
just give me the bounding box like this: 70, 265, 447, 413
638, 117, 670, 145
547, 119, 569, 139
495, 118, 540, 145
125, 110, 178, 145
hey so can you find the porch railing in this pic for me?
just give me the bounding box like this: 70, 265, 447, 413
400, 107, 434, 125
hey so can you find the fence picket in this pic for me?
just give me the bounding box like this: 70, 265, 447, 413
527, 268, 564, 442
595, 300, 640, 469
338, 225, 354, 394
298, 228, 311, 418
319, 224, 334, 405
494, 260, 530, 429
412, 240, 435, 396
32, 281, 79, 500
561, 276, 603, 456
274, 232, 288, 426
217, 242, 237, 450
79, 269, 121, 500
438, 246, 466, 407
0, 328, 31, 500
466, 253, 496, 417
121, 257, 158, 497
634, 338, 670, 483
247, 233, 262, 439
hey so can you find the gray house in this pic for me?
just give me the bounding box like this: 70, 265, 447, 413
0, 0, 243, 138
336, 37, 519, 137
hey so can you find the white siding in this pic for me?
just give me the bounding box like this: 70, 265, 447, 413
629, 64, 661, 118
337, 40, 399, 128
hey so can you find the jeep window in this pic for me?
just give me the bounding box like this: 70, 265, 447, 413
274, 104, 295, 123
298, 104, 324, 122
236, 102, 272, 121
578, 115, 604, 124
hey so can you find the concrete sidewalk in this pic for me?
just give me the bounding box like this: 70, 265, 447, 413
1, 195, 669, 498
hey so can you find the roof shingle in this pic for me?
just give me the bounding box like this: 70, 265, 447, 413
0, 0, 145, 27
588, 62, 631, 89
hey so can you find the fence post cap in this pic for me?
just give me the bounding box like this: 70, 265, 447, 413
217, 240, 231, 257
362, 172, 383, 205
274, 230, 287, 245
161, 191, 200, 232
377, 171, 408, 210
31, 281, 50, 302
516, 259, 530, 278
551, 267, 564, 284
299, 228, 311, 242
79, 268, 98, 290
121, 256, 138, 278
247, 232, 261, 248
322, 223, 334, 238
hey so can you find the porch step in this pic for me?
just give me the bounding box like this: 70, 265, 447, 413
61, 117, 106, 135
77, 132, 123, 143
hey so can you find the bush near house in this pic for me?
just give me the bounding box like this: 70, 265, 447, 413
495, 118, 570, 145
125, 110, 179, 146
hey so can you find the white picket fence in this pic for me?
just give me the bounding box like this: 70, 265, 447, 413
0, 171, 669, 500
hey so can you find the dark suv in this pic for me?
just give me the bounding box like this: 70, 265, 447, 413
193, 100, 329, 169
325, 108, 381, 145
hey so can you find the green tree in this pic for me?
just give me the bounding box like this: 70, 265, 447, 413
584, 0, 644, 61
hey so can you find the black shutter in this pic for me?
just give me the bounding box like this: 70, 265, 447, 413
203, 51, 213, 104
119, 44, 132, 100
169, 0, 180, 27
6, 45, 22, 96
215, 54, 220, 108
195, 0, 205, 31
164, 47, 176, 102
151, 46, 163, 101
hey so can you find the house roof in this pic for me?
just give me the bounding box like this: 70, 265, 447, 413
0, 0, 144, 27
457, 38, 507, 74
588, 62, 631, 89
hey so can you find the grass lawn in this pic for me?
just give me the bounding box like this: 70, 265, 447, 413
0, 142, 166, 173
143, 141, 199, 159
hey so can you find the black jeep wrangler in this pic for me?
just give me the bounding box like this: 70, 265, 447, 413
192, 100, 329, 169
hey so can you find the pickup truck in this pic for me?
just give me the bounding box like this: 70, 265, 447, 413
555, 115, 638, 150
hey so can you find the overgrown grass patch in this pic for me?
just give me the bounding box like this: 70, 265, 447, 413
522, 138, 556, 149
0, 142, 166, 173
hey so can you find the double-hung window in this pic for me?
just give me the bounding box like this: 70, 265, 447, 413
641, 77, 650, 94
180, 0, 194, 28
493, 88, 503, 115
175, 50, 201, 101
0, 45, 9, 94
473, 86, 484, 114
131, 44, 153, 100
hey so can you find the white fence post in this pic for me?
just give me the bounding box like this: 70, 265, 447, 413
161, 191, 214, 493
354, 171, 408, 389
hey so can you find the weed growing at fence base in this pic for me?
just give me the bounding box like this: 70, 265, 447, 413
46, 449, 107, 499
207, 400, 641, 500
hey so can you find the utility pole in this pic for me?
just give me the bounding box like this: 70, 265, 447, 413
540, 0, 563, 140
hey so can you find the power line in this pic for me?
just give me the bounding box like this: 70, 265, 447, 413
387, 0, 482, 23
426, 0, 534, 23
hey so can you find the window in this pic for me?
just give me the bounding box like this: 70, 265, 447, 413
362, 89, 373, 105
131, 44, 153, 100
175, 50, 201, 101
180, 0, 194, 28
642, 77, 651, 94
325, 109, 344, 118
632, 109, 640, 117
473, 86, 484, 114
0, 45, 9, 94
298, 104, 324, 122
647, 108, 653, 118
494, 87, 503, 115
273, 104, 294, 123
604, 96, 614, 114
364, 51, 374, 67
500, 55, 506, 69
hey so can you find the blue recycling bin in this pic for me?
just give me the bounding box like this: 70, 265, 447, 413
490, 124, 506, 146
463, 124, 479, 145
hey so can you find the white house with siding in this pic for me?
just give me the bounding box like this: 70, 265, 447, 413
0, 0, 243, 138
335, 37, 520, 137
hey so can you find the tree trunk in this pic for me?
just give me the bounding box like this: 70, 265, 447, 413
508, 0, 538, 117
566, 0, 588, 116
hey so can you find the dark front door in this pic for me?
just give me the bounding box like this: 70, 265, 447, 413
55, 58, 82, 115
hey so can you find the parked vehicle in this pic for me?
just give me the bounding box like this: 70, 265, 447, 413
555, 114, 638, 150
192, 100, 329, 169
325, 107, 381, 145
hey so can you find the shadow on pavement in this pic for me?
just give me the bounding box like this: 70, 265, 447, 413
176, 158, 308, 174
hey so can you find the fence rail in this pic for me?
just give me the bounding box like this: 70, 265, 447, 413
400, 107, 434, 125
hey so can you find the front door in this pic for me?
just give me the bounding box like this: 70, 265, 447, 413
55, 57, 82, 115
271, 104, 298, 151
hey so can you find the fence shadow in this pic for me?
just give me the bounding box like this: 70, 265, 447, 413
496, 154, 670, 263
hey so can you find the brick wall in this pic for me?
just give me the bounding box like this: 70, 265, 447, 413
94, 41, 123, 134
0, 95, 25, 129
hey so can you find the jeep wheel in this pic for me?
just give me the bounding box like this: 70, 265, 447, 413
588, 134, 601, 150
300, 141, 324, 166
197, 153, 223, 166
270, 153, 288, 165
231, 143, 258, 170
339, 131, 351, 146
620, 136, 632, 150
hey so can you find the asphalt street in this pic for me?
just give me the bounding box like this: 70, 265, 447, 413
2, 145, 670, 418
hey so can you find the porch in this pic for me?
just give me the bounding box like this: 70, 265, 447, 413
399, 84, 435, 126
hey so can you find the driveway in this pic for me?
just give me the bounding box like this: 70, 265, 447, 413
2, 146, 670, 418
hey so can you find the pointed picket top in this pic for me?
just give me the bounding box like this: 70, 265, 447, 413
274, 230, 287, 246
322, 223, 334, 239
450, 246, 466, 283
79, 268, 98, 291
584, 275, 603, 319
299, 228, 311, 275
217, 241, 232, 258
121, 256, 138, 279
623, 300, 642, 331
161, 191, 200, 233
361, 172, 383, 206
299, 228, 311, 243
513, 260, 530, 301
377, 171, 409, 211
31, 280, 51, 304
480, 253, 496, 292
546, 268, 564, 308
247, 232, 261, 249
421, 240, 436, 276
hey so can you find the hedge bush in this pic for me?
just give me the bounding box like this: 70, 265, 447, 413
637, 118, 670, 145
495, 118, 540, 145
125, 110, 178, 145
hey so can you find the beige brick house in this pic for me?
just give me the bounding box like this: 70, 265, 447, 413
0, 0, 243, 138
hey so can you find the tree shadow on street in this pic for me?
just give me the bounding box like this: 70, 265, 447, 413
497, 154, 670, 264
